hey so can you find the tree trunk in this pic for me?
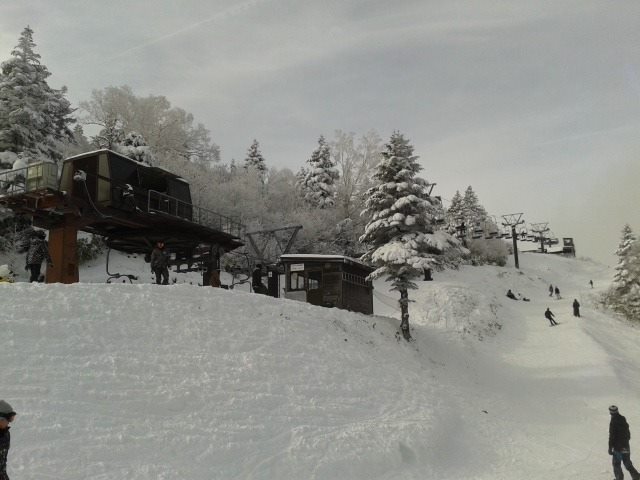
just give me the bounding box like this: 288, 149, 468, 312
399, 288, 412, 341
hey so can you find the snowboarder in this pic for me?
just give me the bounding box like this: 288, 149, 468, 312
572, 299, 580, 317
25, 230, 52, 282
554, 286, 561, 299
544, 307, 558, 326
608, 405, 640, 480
150, 241, 170, 285
506, 289, 517, 300
0, 399, 17, 480
548, 284, 553, 297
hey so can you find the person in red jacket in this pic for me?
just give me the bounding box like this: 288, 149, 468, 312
609, 405, 640, 480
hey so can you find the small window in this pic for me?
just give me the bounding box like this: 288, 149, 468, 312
290, 272, 305, 291
308, 270, 322, 290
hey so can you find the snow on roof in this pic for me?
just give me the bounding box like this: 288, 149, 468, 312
63, 149, 187, 181
280, 254, 371, 269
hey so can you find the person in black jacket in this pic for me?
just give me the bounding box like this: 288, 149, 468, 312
609, 405, 640, 480
573, 299, 581, 317
150, 241, 170, 285
0, 400, 17, 480
25, 230, 52, 283
251, 264, 267, 294
544, 307, 558, 326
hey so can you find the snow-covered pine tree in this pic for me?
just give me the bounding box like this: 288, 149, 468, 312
115, 132, 156, 166
609, 224, 640, 319
462, 185, 487, 230
0, 26, 74, 163
244, 139, 267, 179
360, 131, 461, 341
446, 190, 464, 231
300, 135, 339, 209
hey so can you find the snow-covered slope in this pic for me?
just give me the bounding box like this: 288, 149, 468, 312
1, 252, 637, 480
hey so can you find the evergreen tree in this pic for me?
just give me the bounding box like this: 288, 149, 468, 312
0, 26, 74, 163
115, 132, 156, 166
462, 185, 487, 229
300, 135, 339, 209
446, 190, 464, 230
243, 139, 267, 178
360, 131, 461, 341
608, 224, 640, 319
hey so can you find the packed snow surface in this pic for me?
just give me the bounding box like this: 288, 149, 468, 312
1, 252, 637, 480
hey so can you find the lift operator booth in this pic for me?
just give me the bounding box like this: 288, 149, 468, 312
279, 254, 374, 315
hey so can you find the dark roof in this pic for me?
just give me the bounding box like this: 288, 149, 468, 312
63, 149, 187, 183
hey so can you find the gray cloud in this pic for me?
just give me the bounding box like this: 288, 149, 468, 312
1, 0, 639, 263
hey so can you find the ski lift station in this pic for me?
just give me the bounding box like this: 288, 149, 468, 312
0, 149, 244, 284
279, 254, 374, 315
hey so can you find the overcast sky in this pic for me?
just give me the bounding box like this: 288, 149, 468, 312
1, 0, 639, 265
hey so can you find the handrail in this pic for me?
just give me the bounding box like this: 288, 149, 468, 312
147, 190, 244, 238
0, 162, 58, 195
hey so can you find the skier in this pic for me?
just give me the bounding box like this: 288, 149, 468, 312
573, 299, 581, 317
548, 284, 553, 297
544, 307, 558, 326
25, 230, 52, 282
150, 240, 170, 285
0, 399, 17, 480
589, 279, 594, 288
608, 405, 640, 480
554, 286, 561, 299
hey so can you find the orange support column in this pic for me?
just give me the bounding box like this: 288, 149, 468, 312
47, 219, 79, 284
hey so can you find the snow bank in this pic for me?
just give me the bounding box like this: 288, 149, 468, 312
0, 253, 637, 480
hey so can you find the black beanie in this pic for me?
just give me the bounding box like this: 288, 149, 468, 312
0, 400, 16, 419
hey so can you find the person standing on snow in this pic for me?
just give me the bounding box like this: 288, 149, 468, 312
251, 264, 267, 294
573, 299, 581, 317
0, 399, 17, 480
554, 286, 561, 299
608, 405, 640, 480
150, 240, 170, 285
25, 230, 52, 282
544, 307, 558, 326
549, 284, 554, 297
589, 279, 594, 288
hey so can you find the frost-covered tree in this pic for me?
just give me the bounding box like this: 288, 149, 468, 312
360, 131, 461, 341
114, 132, 156, 166
80, 86, 219, 166
331, 130, 381, 220
462, 185, 487, 229
300, 135, 339, 209
446, 190, 464, 229
606, 224, 640, 320
613, 225, 637, 290
243, 139, 267, 178
0, 26, 74, 163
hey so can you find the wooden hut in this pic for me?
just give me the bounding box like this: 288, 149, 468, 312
279, 254, 374, 315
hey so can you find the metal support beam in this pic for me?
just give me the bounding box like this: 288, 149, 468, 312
501, 213, 524, 269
